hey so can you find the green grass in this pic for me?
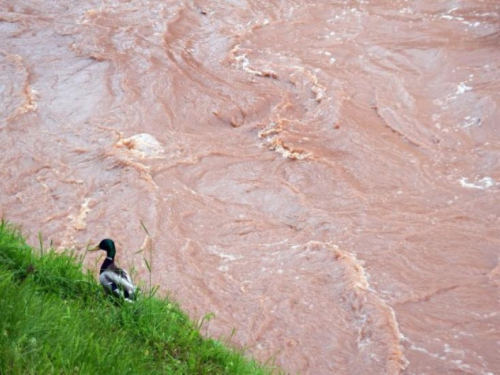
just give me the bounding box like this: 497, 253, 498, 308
0, 221, 273, 374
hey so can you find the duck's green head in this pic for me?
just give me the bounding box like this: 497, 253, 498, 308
89, 239, 116, 259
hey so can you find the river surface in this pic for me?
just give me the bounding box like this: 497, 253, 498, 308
1, 0, 500, 373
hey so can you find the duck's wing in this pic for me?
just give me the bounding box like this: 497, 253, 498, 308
111, 263, 134, 286
99, 263, 136, 298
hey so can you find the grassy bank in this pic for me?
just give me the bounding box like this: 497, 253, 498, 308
0, 221, 271, 374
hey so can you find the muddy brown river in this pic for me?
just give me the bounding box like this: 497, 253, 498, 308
1, 0, 500, 373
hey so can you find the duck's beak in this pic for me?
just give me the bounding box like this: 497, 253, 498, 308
88, 245, 100, 252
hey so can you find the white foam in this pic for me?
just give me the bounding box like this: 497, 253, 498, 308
459, 177, 495, 190
460, 116, 480, 129
118, 133, 164, 158
456, 82, 472, 94
207, 246, 241, 261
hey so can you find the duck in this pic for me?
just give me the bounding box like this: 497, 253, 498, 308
89, 239, 136, 302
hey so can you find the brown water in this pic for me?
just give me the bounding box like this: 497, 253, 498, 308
1, 0, 500, 373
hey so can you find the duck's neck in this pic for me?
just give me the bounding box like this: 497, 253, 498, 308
100, 254, 115, 274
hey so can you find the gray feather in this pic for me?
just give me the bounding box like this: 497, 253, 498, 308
99, 268, 136, 298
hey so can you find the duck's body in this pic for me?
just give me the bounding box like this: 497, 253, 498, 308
90, 239, 136, 302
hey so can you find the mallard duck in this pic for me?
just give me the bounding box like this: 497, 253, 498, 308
89, 239, 136, 302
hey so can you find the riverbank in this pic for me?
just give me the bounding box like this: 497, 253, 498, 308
0, 221, 271, 374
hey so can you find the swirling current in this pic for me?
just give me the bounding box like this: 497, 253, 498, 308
1, 1, 500, 373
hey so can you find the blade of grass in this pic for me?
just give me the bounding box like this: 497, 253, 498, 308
139, 220, 150, 237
